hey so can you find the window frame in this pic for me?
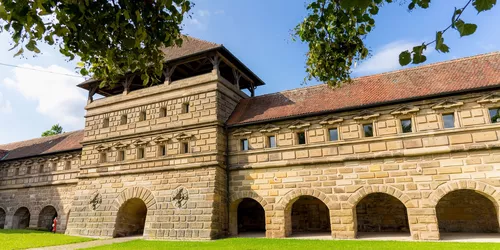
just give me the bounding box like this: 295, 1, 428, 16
139, 111, 147, 121
39, 164, 44, 174
327, 127, 339, 141
267, 135, 277, 148
362, 123, 374, 138
27, 166, 32, 175
442, 112, 456, 129
120, 114, 127, 125
103, 117, 110, 128
240, 138, 249, 151
117, 150, 125, 162
100, 152, 107, 163
65, 160, 71, 170
488, 107, 500, 124
180, 142, 190, 154
400, 118, 413, 134
296, 131, 307, 145
159, 107, 167, 118
137, 147, 145, 159
182, 103, 190, 114
158, 144, 167, 157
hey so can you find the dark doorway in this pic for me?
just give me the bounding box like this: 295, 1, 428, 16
13, 207, 31, 229
237, 198, 265, 234
38, 206, 58, 231
356, 193, 410, 234
113, 198, 148, 237
291, 196, 331, 235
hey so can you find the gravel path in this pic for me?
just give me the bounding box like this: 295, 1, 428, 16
28, 236, 141, 250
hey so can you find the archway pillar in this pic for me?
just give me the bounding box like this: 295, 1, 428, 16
4, 214, 13, 229
406, 207, 440, 240
267, 207, 285, 238
331, 206, 355, 239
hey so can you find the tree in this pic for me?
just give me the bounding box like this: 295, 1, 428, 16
0, 0, 192, 87
294, 0, 497, 86
41, 124, 63, 137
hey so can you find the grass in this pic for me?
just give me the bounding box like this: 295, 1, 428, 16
86, 238, 500, 250
0, 229, 94, 250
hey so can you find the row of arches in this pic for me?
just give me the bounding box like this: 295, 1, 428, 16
0, 206, 58, 230
233, 190, 500, 238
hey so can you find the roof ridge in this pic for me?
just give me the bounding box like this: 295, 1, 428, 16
353, 51, 500, 81
251, 84, 327, 99
183, 35, 221, 47
0, 129, 83, 149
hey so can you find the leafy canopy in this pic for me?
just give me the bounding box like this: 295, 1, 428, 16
295, 0, 497, 86
0, 0, 192, 87
41, 124, 63, 137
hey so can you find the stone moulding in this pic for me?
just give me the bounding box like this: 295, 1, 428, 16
353, 110, 380, 120
432, 99, 464, 110
287, 120, 311, 130
233, 128, 252, 137
258, 124, 280, 133
390, 106, 420, 116
477, 93, 500, 104
319, 116, 344, 126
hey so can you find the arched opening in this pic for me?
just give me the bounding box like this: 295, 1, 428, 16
287, 196, 331, 237
237, 198, 265, 237
113, 198, 147, 238
437, 190, 499, 234
356, 193, 410, 238
38, 206, 58, 231
13, 207, 31, 229
0, 208, 5, 229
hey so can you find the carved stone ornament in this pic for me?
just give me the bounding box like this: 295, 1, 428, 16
258, 124, 280, 133
151, 136, 170, 144
89, 192, 103, 211
112, 142, 129, 149
95, 145, 110, 152
131, 139, 148, 147
390, 106, 420, 116
171, 186, 189, 209
432, 99, 464, 110
288, 120, 311, 130
174, 132, 194, 141
319, 115, 344, 126
233, 128, 252, 137
477, 93, 500, 104
353, 110, 380, 120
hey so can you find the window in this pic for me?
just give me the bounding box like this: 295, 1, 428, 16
181, 142, 189, 154
401, 119, 412, 133
363, 123, 374, 137
65, 161, 71, 170
117, 150, 125, 161
139, 111, 146, 121
182, 103, 190, 113
100, 152, 107, 163
51, 162, 57, 171
489, 108, 500, 123
137, 148, 145, 159
267, 136, 277, 148
159, 107, 167, 118
328, 128, 339, 141
158, 145, 166, 156
442, 113, 455, 128
39, 164, 44, 173
120, 115, 127, 125
241, 139, 249, 151
27, 166, 32, 175
15, 168, 19, 176
297, 132, 306, 145
103, 117, 109, 128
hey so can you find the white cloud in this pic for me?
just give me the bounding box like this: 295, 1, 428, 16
3, 64, 86, 127
185, 10, 212, 30
214, 10, 225, 15
0, 92, 12, 114
198, 10, 210, 17
354, 40, 430, 75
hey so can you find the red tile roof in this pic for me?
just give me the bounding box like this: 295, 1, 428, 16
160, 36, 221, 62
227, 52, 500, 126
0, 130, 83, 161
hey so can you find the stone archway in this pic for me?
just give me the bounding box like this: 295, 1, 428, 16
229, 192, 268, 237
13, 207, 31, 229
38, 206, 58, 231
355, 193, 410, 234
436, 190, 499, 233
113, 198, 148, 237
0, 207, 5, 229
236, 198, 266, 236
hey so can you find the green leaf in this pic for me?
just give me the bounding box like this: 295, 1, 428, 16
412, 44, 427, 64
13, 47, 24, 57
399, 51, 411, 66
76, 61, 85, 68
455, 20, 477, 37
0, 4, 7, 20
473, 0, 497, 13
435, 31, 450, 53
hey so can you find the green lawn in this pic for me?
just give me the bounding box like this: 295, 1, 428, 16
0, 229, 94, 250
86, 238, 500, 250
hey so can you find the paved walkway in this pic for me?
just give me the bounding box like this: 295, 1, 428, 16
29, 236, 141, 250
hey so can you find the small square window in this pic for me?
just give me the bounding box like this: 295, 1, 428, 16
137, 148, 145, 159
158, 145, 166, 156
100, 152, 107, 163
39, 164, 44, 173
159, 107, 167, 118
27, 166, 32, 175
241, 139, 249, 151
443, 113, 455, 128
268, 136, 277, 148
118, 150, 125, 161
489, 108, 500, 123
328, 128, 339, 141
103, 118, 109, 128
65, 161, 71, 170
139, 111, 146, 121
182, 103, 190, 113
297, 132, 306, 145
181, 142, 189, 154
363, 124, 374, 137
401, 119, 412, 133
120, 115, 127, 125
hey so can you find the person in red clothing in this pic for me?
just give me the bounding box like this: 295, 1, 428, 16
52, 217, 57, 233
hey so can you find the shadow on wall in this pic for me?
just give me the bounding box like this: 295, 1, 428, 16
229, 93, 296, 123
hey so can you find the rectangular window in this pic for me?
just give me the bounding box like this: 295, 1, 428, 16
268, 136, 277, 148
137, 148, 145, 159
52, 162, 57, 171
363, 123, 374, 137
158, 145, 166, 156
241, 139, 249, 151
120, 115, 127, 125
401, 119, 412, 133
181, 142, 189, 154
100, 152, 107, 163
15, 168, 19, 176
65, 161, 71, 170
103, 117, 109, 128
489, 108, 500, 123
328, 128, 339, 141
182, 103, 190, 113
39, 164, 44, 173
443, 113, 455, 128
27, 166, 32, 175
297, 132, 306, 145
118, 150, 125, 161
159, 107, 167, 118
139, 111, 146, 121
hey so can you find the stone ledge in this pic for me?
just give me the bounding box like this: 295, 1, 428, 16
0, 180, 78, 190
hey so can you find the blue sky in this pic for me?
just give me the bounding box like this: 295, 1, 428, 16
0, 0, 499, 144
